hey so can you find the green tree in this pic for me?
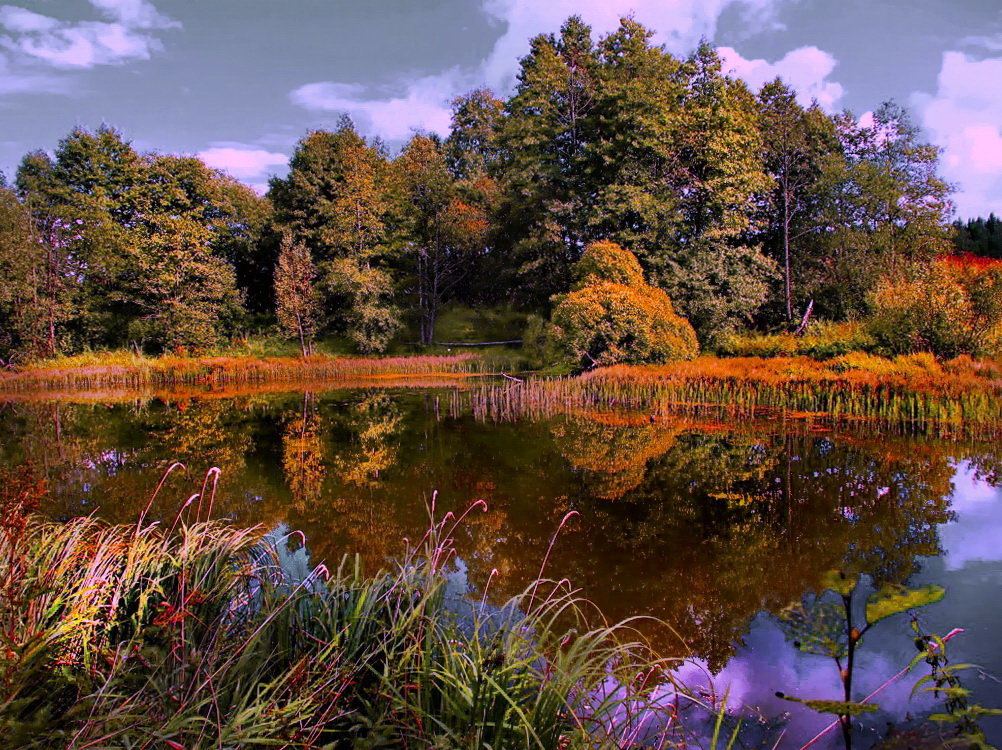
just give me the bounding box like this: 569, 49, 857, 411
757, 80, 839, 324
0, 182, 78, 359
15, 129, 247, 351
270, 117, 400, 352
445, 89, 505, 181
808, 102, 953, 319
274, 233, 320, 356
952, 214, 1002, 259
498, 16, 598, 303
391, 135, 489, 344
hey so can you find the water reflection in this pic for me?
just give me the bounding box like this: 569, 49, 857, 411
1, 390, 1000, 746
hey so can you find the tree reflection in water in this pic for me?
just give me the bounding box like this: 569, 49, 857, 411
2, 391, 996, 673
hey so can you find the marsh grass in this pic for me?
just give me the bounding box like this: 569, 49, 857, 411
0, 473, 716, 749
467, 355, 1002, 437
0, 352, 499, 395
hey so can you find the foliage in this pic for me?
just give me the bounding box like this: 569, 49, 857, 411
325, 256, 401, 354
805, 103, 953, 320
779, 571, 945, 749
13, 128, 248, 353
869, 257, 1002, 357
270, 118, 401, 353
757, 80, 840, 324
0, 493, 701, 749
718, 320, 877, 360
390, 135, 489, 345
274, 233, 320, 355
551, 242, 699, 369
953, 214, 1002, 260
909, 625, 1002, 749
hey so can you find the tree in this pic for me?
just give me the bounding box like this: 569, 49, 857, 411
953, 214, 1002, 259
270, 118, 400, 352
0, 181, 78, 359
445, 89, 505, 181
14, 129, 247, 352
550, 241, 698, 368
807, 102, 953, 319
498, 16, 598, 303
757, 80, 839, 324
391, 135, 489, 344
584, 35, 776, 340
274, 233, 320, 356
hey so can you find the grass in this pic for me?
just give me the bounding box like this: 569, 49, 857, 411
467, 353, 1002, 437
0, 351, 501, 394
0, 472, 722, 749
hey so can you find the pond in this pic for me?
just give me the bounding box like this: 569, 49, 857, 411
2, 386, 1000, 748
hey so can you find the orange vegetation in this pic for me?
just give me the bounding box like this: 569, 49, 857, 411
0, 353, 483, 395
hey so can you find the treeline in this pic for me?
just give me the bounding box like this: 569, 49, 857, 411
953, 215, 1002, 259
0, 16, 967, 361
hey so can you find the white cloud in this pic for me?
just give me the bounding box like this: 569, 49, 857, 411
0, 0, 177, 69
717, 45, 844, 111
913, 50, 1002, 218
0, 7, 57, 33
290, 71, 462, 141
198, 143, 289, 194
480, 0, 789, 90
290, 0, 793, 142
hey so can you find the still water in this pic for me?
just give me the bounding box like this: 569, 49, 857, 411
2, 387, 1000, 747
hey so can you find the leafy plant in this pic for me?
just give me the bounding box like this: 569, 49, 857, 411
777, 570, 945, 750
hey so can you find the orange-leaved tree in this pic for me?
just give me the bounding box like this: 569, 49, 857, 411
551, 240, 698, 369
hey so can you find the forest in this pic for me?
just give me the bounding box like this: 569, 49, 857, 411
0, 16, 999, 370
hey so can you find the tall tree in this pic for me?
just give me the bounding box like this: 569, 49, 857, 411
498, 16, 598, 303
953, 214, 1002, 259
391, 135, 489, 344
15, 129, 247, 351
807, 102, 953, 318
582, 31, 776, 340
757, 79, 839, 324
270, 117, 400, 351
445, 89, 505, 181
0, 181, 79, 359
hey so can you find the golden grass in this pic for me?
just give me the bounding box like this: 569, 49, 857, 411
469, 354, 1002, 437
0, 352, 488, 394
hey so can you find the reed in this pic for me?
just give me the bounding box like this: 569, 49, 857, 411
0, 352, 497, 394
0, 484, 716, 748
466, 355, 1002, 438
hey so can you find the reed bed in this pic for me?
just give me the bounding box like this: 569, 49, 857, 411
467, 354, 1002, 438
0, 353, 496, 394
0, 480, 722, 749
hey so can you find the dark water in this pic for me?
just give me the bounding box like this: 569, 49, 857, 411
2, 388, 1000, 747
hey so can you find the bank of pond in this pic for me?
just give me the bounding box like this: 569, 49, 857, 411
1, 385, 1001, 747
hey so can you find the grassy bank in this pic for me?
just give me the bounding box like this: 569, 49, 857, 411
0, 482, 712, 749
5, 348, 1002, 436
0, 351, 500, 394
469, 353, 1002, 436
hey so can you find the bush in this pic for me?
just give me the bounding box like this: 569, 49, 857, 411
716, 320, 876, 360
868, 257, 1002, 358
551, 243, 698, 369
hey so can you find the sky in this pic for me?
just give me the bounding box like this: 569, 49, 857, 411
0, 0, 1000, 218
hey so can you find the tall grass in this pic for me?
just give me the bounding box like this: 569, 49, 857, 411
0, 352, 501, 395
0, 478, 718, 748
467, 355, 1002, 437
